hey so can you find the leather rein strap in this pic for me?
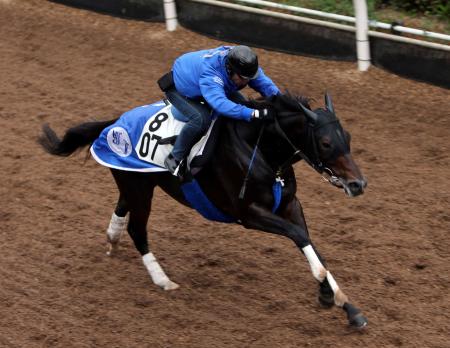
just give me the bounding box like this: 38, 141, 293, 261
239, 110, 338, 200
273, 112, 324, 176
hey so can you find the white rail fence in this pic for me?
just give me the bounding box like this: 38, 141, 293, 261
163, 0, 178, 31
232, 0, 450, 42
163, 0, 450, 72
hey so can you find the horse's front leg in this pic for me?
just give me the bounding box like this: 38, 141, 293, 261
280, 198, 334, 308
242, 201, 368, 328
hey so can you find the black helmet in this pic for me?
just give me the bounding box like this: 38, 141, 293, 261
226, 45, 259, 79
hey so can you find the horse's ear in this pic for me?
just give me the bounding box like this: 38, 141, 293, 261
299, 102, 318, 122
345, 130, 352, 145
324, 92, 335, 114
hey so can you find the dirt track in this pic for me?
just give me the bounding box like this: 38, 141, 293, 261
1, 1, 449, 347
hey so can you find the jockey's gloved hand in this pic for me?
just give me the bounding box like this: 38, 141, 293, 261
252, 107, 276, 122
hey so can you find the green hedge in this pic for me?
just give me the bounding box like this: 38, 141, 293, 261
376, 0, 450, 18
280, 0, 449, 22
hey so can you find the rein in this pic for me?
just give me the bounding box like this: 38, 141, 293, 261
238, 106, 342, 202
273, 112, 321, 176
238, 122, 266, 200
273, 111, 341, 186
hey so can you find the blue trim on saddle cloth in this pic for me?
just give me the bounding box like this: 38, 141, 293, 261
181, 179, 235, 223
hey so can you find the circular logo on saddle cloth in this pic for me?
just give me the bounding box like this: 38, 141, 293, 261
107, 127, 132, 157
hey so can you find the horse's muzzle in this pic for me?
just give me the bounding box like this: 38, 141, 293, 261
344, 178, 367, 197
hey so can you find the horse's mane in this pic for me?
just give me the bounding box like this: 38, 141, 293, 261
244, 90, 312, 112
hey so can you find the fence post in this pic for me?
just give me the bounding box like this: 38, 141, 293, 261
353, 0, 371, 71
163, 0, 178, 31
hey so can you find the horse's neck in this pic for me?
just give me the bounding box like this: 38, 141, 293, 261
218, 94, 308, 177
215, 119, 277, 181
263, 113, 309, 168
218, 114, 307, 179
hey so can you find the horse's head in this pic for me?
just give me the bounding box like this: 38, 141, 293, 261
274, 93, 367, 197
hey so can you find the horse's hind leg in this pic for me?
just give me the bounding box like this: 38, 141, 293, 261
127, 185, 179, 291
106, 193, 129, 256
111, 169, 179, 291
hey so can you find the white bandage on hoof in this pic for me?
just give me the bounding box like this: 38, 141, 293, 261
106, 213, 129, 243
106, 213, 129, 256
143, 253, 179, 291
302, 245, 327, 282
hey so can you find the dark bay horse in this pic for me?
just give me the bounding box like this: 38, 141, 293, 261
39, 92, 368, 328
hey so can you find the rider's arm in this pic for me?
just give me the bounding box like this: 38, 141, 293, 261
248, 68, 280, 97
199, 74, 254, 121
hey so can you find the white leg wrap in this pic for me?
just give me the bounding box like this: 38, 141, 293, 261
326, 271, 348, 307
302, 245, 327, 282
143, 253, 179, 291
303, 245, 349, 307
326, 271, 339, 293
106, 213, 129, 243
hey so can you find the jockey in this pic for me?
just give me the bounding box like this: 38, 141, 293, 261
158, 45, 280, 177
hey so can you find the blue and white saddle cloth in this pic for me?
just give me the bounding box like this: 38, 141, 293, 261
90, 101, 216, 172
91, 100, 234, 223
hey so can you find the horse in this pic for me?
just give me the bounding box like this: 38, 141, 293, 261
38, 91, 368, 328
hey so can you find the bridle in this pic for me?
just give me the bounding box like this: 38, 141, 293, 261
272, 110, 343, 187
239, 101, 345, 200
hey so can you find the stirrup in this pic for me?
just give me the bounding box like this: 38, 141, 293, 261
164, 154, 179, 174
173, 160, 184, 177
164, 154, 186, 179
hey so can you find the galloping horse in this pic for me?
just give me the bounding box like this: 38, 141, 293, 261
39, 92, 368, 328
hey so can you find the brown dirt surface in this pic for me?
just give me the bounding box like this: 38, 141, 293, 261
1, 1, 449, 347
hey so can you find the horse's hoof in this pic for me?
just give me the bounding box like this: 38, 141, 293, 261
344, 303, 368, 329
349, 313, 368, 329
163, 280, 180, 291
106, 244, 117, 256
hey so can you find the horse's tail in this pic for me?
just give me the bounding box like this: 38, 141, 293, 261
38, 119, 117, 156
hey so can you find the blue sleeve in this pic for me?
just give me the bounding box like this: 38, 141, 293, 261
248, 68, 280, 97
199, 71, 253, 122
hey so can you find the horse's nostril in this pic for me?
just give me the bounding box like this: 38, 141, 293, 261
348, 180, 364, 194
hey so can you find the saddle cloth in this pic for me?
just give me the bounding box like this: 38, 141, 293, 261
90, 101, 217, 172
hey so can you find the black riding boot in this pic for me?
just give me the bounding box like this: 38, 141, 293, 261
164, 153, 186, 179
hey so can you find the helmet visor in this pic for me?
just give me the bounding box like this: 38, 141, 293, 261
238, 69, 259, 80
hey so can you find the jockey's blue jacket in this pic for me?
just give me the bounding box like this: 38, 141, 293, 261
172, 46, 280, 122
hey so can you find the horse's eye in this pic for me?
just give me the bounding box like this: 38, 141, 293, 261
321, 142, 331, 149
